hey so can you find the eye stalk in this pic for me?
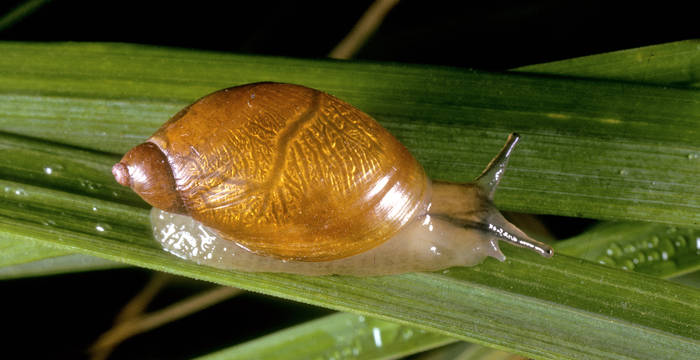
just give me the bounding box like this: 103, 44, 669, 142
112, 142, 186, 214
477, 133, 553, 258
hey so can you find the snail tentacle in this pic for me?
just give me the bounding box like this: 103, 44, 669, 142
474, 132, 553, 258
430, 133, 553, 259
484, 209, 553, 258
475, 132, 520, 200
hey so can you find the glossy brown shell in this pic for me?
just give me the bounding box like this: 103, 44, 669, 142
145, 83, 429, 261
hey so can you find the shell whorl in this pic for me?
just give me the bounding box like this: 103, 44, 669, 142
147, 83, 430, 261
113, 142, 185, 214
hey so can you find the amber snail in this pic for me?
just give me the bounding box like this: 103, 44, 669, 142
113, 82, 553, 276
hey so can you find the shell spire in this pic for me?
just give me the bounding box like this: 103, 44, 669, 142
112, 142, 186, 214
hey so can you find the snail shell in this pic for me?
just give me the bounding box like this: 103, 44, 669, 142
113, 82, 552, 275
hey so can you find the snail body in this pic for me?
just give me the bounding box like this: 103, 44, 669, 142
114, 82, 552, 276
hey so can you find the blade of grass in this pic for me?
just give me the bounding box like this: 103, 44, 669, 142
515, 39, 700, 87
203, 219, 700, 360
196, 312, 455, 360
0, 132, 142, 206
0, 42, 699, 358
0, 253, 122, 279
3, 40, 699, 278
673, 272, 700, 288
0, 178, 697, 359
555, 222, 700, 278
3, 40, 698, 279
0, 131, 145, 277
0, 42, 698, 227
0, 235, 67, 267
413, 341, 514, 360
0, 0, 51, 32
0, 129, 697, 358
0, 130, 147, 277
2, 132, 696, 280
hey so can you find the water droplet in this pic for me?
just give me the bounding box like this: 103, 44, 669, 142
43, 164, 64, 175
95, 223, 112, 233
14, 188, 27, 196
607, 243, 624, 258
619, 169, 629, 176
649, 236, 659, 248
674, 235, 687, 248
621, 259, 635, 270
646, 250, 660, 262
596, 256, 616, 266
80, 179, 103, 191
659, 238, 676, 257
632, 252, 645, 264
688, 153, 699, 160
372, 327, 383, 347
92, 206, 98, 212
401, 328, 414, 340
623, 243, 636, 254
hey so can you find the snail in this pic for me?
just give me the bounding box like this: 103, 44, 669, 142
113, 82, 552, 276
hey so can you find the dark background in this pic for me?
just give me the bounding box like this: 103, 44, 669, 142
1, 1, 697, 359
2, 1, 697, 69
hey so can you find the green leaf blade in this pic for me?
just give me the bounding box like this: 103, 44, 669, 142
1, 42, 698, 227
196, 312, 455, 360
0, 41, 699, 359
515, 39, 700, 87
556, 222, 700, 278
3, 212, 697, 359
